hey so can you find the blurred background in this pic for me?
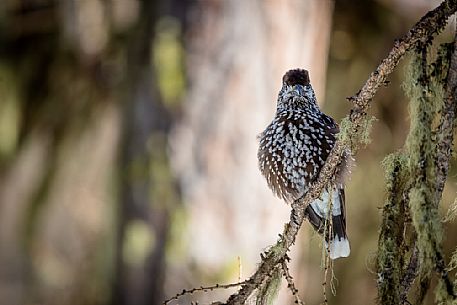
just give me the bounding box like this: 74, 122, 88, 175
0, 0, 457, 304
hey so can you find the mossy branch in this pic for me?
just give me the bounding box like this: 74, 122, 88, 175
435, 31, 457, 201
377, 27, 457, 305
377, 153, 410, 305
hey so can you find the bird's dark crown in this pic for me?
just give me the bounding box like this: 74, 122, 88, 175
282, 69, 310, 86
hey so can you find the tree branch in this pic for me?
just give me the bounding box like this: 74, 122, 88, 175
281, 260, 305, 305
409, 27, 457, 304
435, 26, 457, 201
222, 1, 457, 304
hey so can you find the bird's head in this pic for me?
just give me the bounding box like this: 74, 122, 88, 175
277, 69, 317, 111
283, 68, 310, 87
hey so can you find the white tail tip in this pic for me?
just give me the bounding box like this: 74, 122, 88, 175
327, 238, 350, 260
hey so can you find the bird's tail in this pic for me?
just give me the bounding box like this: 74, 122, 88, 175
304, 185, 350, 260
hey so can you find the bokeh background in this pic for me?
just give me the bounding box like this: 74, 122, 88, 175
1, 0, 457, 304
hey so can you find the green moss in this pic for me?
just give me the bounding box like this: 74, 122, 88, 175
337, 117, 352, 145
256, 266, 282, 305
435, 280, 457, 305
443, 198, 457, 223
403, 56, 436, 164
377, 152, 409, 305
448, 248, 457, 272
377, 46, 454, 303
358, 115, 377, 146
268, 240, 286, 261
404, 51, 444, 274
338, 115, 376, 151
409, 186, 441, 273
430, 43, 453, 85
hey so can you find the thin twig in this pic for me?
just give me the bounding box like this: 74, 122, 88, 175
281, 260, 305, 305
163, 281, 249, 305
435, 19, 457, 202
321, 188, 335, 305
322, 258, 330, 305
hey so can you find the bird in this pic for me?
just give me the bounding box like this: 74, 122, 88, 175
257, 68, 350, 259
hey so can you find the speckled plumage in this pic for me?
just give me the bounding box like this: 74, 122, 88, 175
258, 69, 350, 259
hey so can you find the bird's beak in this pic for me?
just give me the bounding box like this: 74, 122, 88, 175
294, 84, 306, 96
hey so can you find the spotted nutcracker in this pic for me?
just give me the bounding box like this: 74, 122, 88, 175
257, 69, 350, 259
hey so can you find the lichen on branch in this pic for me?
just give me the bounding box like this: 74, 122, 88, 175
376, 37, 457, 304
